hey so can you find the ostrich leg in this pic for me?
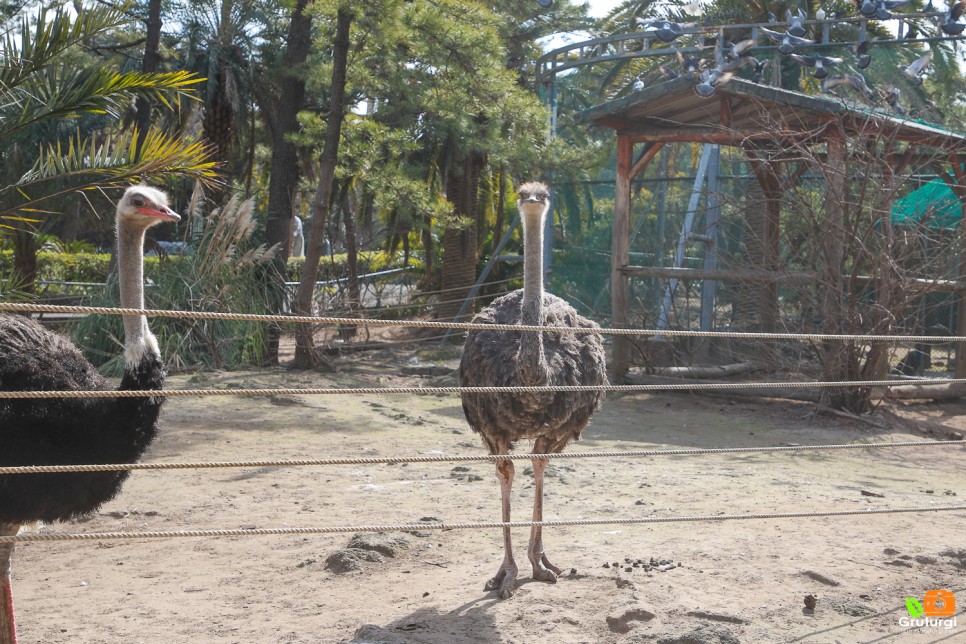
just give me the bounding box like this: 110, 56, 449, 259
527, 447, 562, 583
0, 523, 18, 644
485, 451, 518, 599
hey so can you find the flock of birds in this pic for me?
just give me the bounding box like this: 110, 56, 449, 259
631, 0, 966, 113
0, 180, 606, 641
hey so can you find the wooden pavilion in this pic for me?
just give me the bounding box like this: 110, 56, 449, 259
577, 75, 966, 383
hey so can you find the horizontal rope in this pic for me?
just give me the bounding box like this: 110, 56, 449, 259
4, 505, 964, 543
3, 379, 966, 399
2, 302, 963, 343
0, 440, 960, 475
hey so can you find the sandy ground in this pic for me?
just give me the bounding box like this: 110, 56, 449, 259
10, 343, 966, 644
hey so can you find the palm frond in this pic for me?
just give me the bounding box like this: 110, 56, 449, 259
2, 128, 217, 218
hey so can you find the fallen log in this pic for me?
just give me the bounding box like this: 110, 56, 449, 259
883, 382, 966, 401
632, 362, 756, 379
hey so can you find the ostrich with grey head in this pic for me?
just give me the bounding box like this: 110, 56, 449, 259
459, 182, 607, 599
0, 186, 179, 643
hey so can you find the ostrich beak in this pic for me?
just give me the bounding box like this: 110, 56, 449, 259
137, 205, 181, 223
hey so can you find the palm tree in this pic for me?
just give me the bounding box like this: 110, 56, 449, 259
0, 3, 215, 288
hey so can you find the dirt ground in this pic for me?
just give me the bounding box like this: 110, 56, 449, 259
10, 341, 966, 643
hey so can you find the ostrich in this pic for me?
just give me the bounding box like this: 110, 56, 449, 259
459, 182, 607, 599
0, 186, 179, 643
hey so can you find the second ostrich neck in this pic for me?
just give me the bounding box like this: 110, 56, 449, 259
118, 221, 159, 367
518, 210, 547, 386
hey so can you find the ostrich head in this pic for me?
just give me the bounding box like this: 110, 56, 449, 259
517, 182, 550, 226
117, 185, 181, 228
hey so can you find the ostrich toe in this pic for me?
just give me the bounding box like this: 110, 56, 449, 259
485, 562, 518, 599
530, 552, 562, 583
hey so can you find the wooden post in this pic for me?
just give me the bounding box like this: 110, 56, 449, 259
611, 134, 633, 383
744, 150, 782, 332
821, 131, 847, 397
949, 154, 966, 378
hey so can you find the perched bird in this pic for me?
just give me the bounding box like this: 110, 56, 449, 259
899, 50, 932, 85
822, 72, 875, 99
0, 186, 179, 643
460, 183, 606, 600
676, 49, 704, 76
632, 77, 645, 91
751, 58, 770, 83
695, 69, 729, 96
941, 0, 966, 34
789, 53, 843, 79
659, 63, 679, 80
760, 26, 814, 55
881, 85, 906, 116
857, 0, 878, 17
852, 38, 872, 68
641, 20, 688, 43
786, 8, 808, 37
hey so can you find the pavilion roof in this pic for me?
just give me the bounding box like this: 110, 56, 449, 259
576, 76, 966, 150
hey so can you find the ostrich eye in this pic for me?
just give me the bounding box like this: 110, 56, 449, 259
132, 197, 144, 208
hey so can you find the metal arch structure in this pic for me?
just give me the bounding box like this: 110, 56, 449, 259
536, 12, 966, 86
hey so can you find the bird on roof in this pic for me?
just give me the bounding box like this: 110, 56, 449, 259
751, 58, 770, 83
785, 8, 808, 36
641, 20, 689, 43
659, 64, 679, 80
880, 86, 906, 116
822, 72, 875, 100
851, 38, 872, 68
760, 27, 814, 55
676, 50, 705, 76
941, 0, 966, 34
694, 68, 734, 97
899, 50, 931, 85
789, 53, 843, 79
632, 77, 646, 91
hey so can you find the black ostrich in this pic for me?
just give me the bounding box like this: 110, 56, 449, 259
459, 182, 607, 599
0, 186, 179, 643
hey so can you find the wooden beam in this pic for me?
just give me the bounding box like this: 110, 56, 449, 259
621, 128, 801, 145
630, 142, 665, 180
720, 95, 732, 128
611, 134, 633, 383
621, 266, 966, 292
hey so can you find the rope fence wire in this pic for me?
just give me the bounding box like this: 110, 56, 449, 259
4, 379, 966, 399
3, 506, 964, 544
2, 440, 961, 475
3, 302, 966, 343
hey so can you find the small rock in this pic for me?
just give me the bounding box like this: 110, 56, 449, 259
945, 431, 963, 441
804, 595, 817, 610
883, 547, 900, 555
802, 570, 840, 586
606, 607, 656, 634
914, 555, 937, 565
655, 623, 740, 644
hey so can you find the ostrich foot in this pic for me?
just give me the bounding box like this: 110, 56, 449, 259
484, 562, 518, 599
530, 553, 562, 583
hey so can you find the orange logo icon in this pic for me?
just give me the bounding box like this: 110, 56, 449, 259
923, 590, 956, 618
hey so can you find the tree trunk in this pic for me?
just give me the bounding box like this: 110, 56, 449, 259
134, 0, 162, 157
12, 227, 37, 295
262, 0, 313, 365
292, 6, 353, 369
342, 187, 360, 339
436, 152, 485, 322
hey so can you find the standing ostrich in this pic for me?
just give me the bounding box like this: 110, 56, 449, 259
0, 186, 179, 643
459, 182, 607, 599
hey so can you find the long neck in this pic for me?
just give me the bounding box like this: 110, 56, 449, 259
517, 210, 547, 385
117, 219, 158, 367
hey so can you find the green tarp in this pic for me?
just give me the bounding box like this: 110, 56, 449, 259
892, 177, 962, 230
